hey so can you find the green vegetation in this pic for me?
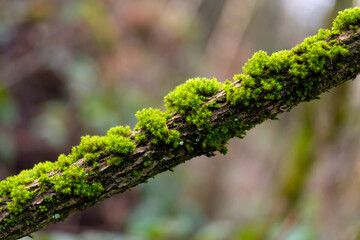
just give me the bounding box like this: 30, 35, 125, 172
0, 125, 136, 216
135, 108, 180, 147
164, 77, 222, 127
0, 6, 359, 231
162, 9, 352, 154
332, 7, 360, 31
52, 166, 104, 197
225, 27, 348, 108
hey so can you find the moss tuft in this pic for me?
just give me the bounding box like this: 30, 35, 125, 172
52, 166, 104, 197
107, 125, 132, 137
332, 7, 360, 32
135, 108, 180, 147
6, 186, 33, 213
134, 133, 147, 144
164, 77, 222, 127
243, 50, 270, 77
106, 135, 136, 155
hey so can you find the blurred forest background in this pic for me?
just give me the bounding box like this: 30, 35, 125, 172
1, 0, 360, 239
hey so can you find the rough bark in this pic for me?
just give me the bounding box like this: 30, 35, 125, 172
1, 27, 360, 240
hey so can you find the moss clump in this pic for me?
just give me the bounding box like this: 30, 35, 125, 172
0, 125, 136, 214
135, 108, 180, 147
107, 125, 132, 137
38, 205, 48, 212
225, 27, 348, 108
243, 51, 271, 77
68, 126, 135, 166
70, 135, 108, 165
143, 160, 152, 167
53, 166, 104, 197
332, 7, 360, 32
201, 120, 248, 155
165, 77, 222, 127
0, 161, 55, 197
134, 133, 147, 144
0, 161, 57, 213
224, 79, 262, 106
70, 128, 135, 166
6, 185, 33, 214
106, 135, 136, 155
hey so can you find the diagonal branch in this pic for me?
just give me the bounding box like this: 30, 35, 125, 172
1, 8, 360, 240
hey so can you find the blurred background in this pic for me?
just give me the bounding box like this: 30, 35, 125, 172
1, 0, 360, 239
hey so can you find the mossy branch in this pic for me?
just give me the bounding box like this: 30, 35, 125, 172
1, 8, 360, 240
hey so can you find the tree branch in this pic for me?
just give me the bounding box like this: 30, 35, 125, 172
1, 8, 360, 240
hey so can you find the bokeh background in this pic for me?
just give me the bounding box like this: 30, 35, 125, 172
1, 0, 360, 239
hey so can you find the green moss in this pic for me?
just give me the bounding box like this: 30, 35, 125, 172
135, 108, 180, 147
185, 143, 195, 152
6, 186, 33, 213
208, 13, 352, 152
134, 133, 147, 144
38, 205, 48, 212
38, 173, 51, 188
332, 7, 360, 32
107, 156, 123, 166
106, 135, 136, 155
132, 170, 142, 179
107, 125, 132, 137
233, 74, 256, 87
225, 24, 349, 107
224, 81, 250, 106
43, 196, 53, 202
164, 77, 222, 127
243, 50, 270, 77
268, 50, 292, 73
57, 154, 72, 169
52, 166, 104, 197
0, 123, 135, 214
59, 128, 136, 168
0, 161, 59, 213
143, 160, 152, 167
201, 118, 250, 155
